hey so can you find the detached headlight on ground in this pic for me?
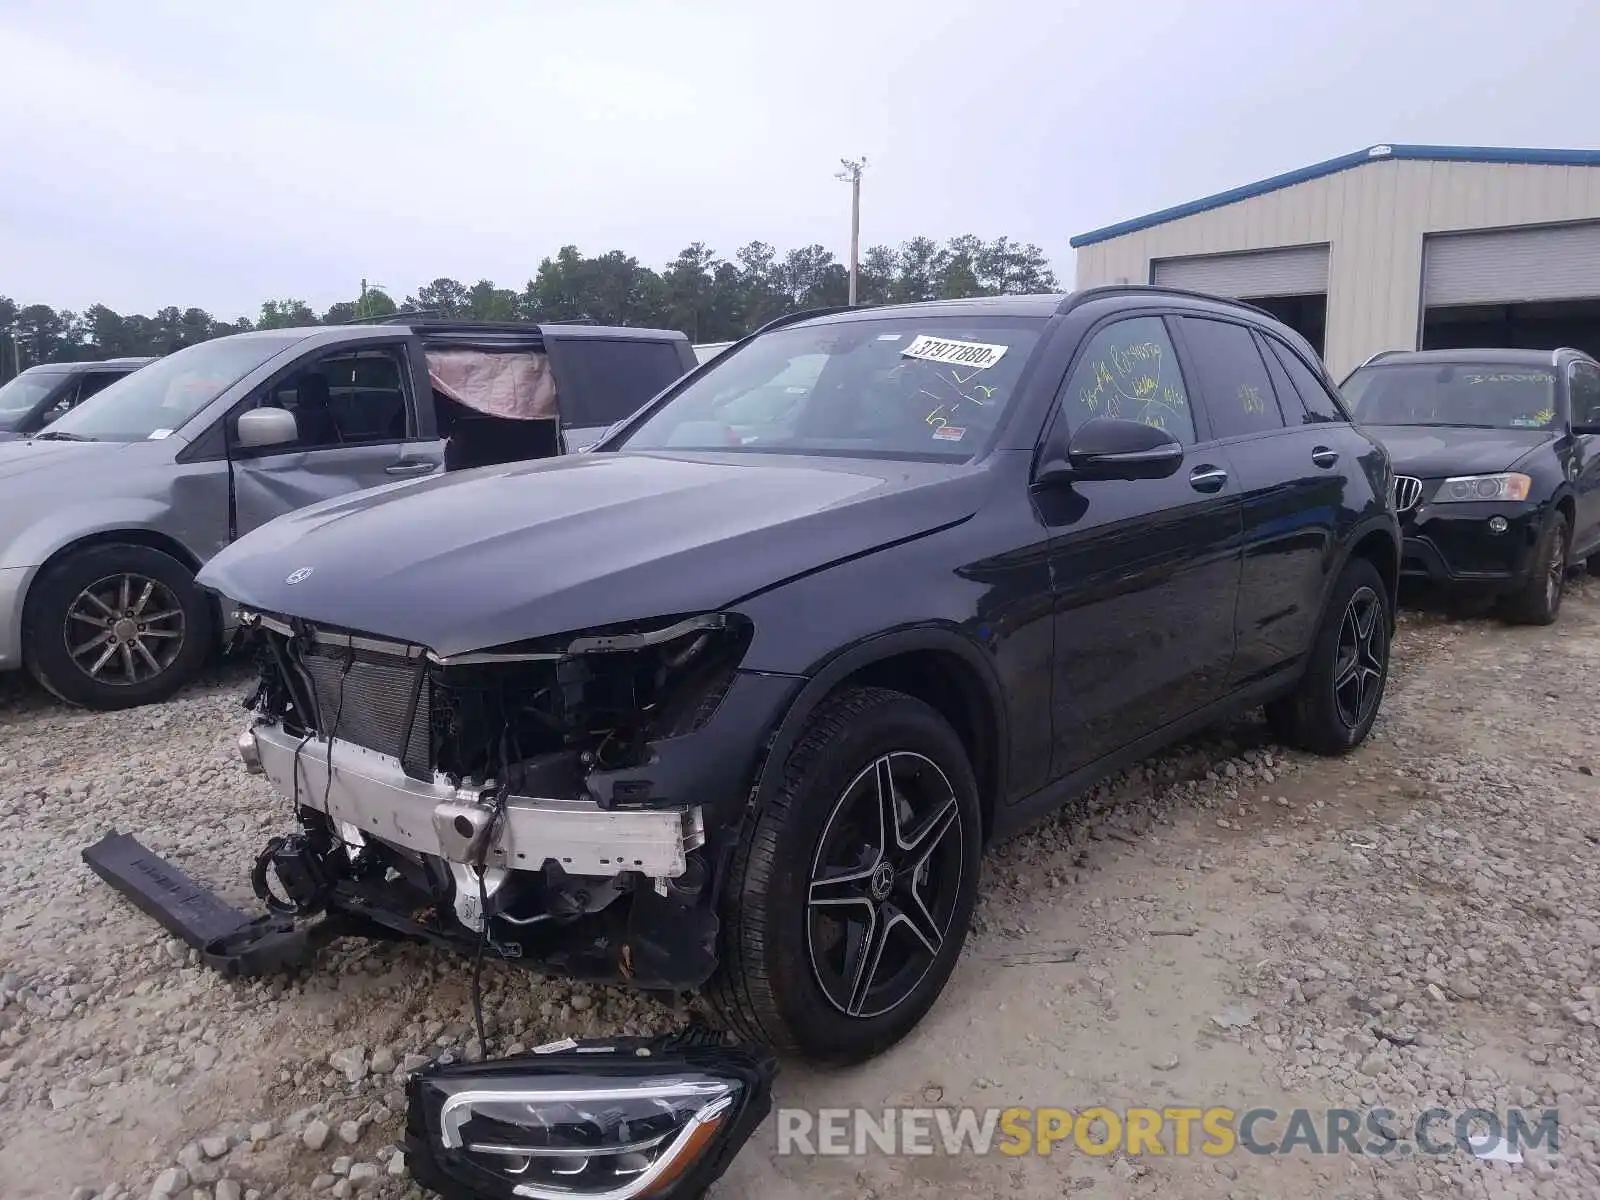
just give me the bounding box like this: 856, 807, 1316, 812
1432, 473, 1532, 503
405, 1036, 776, 1200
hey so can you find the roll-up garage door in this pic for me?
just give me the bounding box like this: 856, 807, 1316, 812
1424, 221, 1600, 306
1152, 245, 1329, 297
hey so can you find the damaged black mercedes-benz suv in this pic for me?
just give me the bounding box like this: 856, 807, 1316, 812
157, 288, 1398, 1068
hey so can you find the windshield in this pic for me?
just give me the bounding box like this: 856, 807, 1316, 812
616, 316, 1046, 460
44, 335, 304, 442
0, 372, 65, 416
1342, 363, 1558, 430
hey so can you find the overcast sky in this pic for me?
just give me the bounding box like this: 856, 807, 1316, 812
2, 0, 1595, 321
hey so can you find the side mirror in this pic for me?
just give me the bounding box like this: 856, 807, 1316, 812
1036, 417, 1185, 484
235, 406, 299, 450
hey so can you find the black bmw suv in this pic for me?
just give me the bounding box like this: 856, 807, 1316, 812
1341, 347, 1600, 624
195, 287, 1399, 1065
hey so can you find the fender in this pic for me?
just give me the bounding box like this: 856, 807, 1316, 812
0, 499, 211, 574
747, 622, 1011, 829
1314, 511, 1401, 635
0, 503, 215, 665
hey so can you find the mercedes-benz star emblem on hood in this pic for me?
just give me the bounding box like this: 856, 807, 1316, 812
284, 567, 314, 585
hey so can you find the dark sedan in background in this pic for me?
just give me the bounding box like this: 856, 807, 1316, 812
0, 357, 154, 440
1341, 347, 1600, 624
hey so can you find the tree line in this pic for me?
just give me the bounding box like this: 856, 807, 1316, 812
0, 235, 1058, 380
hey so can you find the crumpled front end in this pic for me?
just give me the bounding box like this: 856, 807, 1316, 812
235, 607, 796, 989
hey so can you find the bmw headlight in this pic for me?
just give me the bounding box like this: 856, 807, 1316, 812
1432, 473, 1532, 503
405, 1035, 776, 1200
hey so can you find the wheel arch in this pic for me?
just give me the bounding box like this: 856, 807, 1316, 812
753, 626, 1009, 844
1321, 516, 1400, 635
21, 529, 217, 647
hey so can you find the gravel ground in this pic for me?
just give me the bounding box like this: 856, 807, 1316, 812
1, 579, 1598, 1200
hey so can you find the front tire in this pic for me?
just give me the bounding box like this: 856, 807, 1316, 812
1501, 510, 1568, 626
22, 543, 214, 710
1266, 557, 1392, 755
708, 686, 982, 1065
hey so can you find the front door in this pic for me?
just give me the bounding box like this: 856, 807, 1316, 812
1041, 313, 1243, 779
230, 343, 442, 538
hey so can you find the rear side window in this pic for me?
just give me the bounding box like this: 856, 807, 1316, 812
1060, 316, 1195, 444
1176, 317, 1284, 438
76, 372, 125, 405
1265, 336, 1347, 424
555, 339, 686, 429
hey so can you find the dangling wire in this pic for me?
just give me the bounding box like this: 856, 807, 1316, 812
467, 723, 513, 1061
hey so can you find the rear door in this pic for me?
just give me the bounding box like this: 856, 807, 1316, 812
1568, 359, 1600, 557
544, 335, 696, 450
1173, 316, 1352, 689
1045, 312, 1243, 778
230, 341, 438, 538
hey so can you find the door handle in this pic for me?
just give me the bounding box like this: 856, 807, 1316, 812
385, 460, 437, 477
1311, 446, 1339, 469
1189, 465, 1228, 493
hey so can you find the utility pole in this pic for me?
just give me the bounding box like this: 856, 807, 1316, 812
835, 157, 867, 306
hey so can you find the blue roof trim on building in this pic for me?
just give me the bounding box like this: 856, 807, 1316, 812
1069, 144, 1600, 249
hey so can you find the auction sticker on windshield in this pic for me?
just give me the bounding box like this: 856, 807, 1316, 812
902, 335, 1009, 369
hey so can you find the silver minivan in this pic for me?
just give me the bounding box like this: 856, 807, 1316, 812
0, 320, 694, 709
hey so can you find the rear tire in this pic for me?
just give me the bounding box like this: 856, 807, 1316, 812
707, 686, 982, 1065
22, 543, 213, 710
1499, 510, 1567, 626
1265, 556, 1391, 756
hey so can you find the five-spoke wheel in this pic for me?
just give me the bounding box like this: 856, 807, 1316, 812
807, 751, 966, 1019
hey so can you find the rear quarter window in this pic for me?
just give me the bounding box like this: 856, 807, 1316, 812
555, 339, 688, 428
1265, 336, 1348, 424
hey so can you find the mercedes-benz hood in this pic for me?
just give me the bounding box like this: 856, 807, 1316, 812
198, 450, 983, 656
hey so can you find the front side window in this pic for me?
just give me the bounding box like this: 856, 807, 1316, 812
1059, 316, 1195, 444
0, 372, 66, 416
1342, 362, 1558, 430
45, 334, 306, 442
1176, 317, 1285, 439
615, 316, 1047, 461
249, 347, 410, 449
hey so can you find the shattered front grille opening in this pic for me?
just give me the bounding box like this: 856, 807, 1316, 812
251, 613, 754, 788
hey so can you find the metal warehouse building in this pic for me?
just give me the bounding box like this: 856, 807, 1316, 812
1071, 143, 1600, 380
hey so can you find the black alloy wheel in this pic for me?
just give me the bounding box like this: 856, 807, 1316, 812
709, 686, 983, 1065
1332, 585, 1386, 733
806, 751, 966, 1020
1265, 555, 1391, 755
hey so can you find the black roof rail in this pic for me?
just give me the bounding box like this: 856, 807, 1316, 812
342, 308, 444, 325
752, 304, 861, 336
1058, 283, 1279, 322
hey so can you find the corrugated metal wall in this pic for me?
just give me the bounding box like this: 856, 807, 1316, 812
1074, 160, 1600, 378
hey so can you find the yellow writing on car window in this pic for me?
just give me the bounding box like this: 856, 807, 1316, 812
1077, 338, 1189, 431
1239, 384, 1266, 415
